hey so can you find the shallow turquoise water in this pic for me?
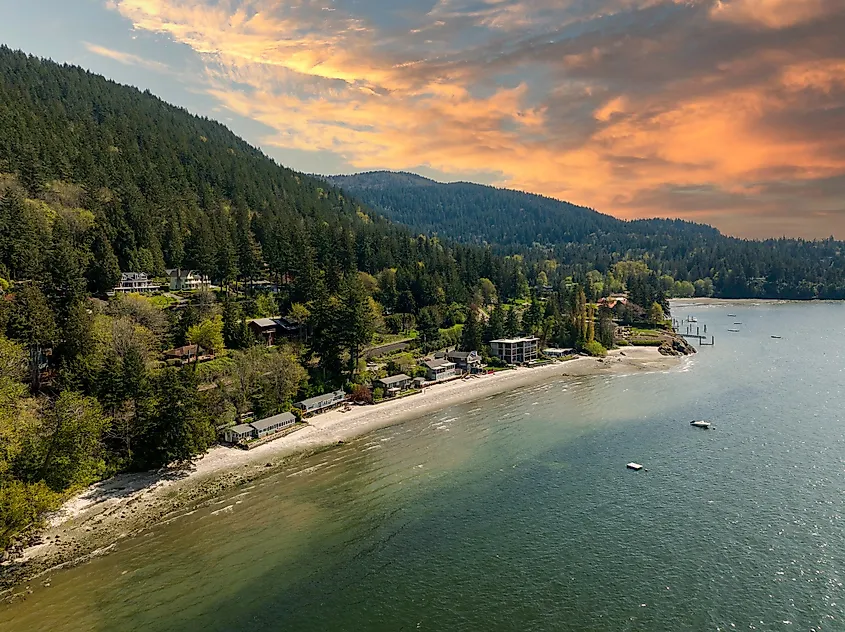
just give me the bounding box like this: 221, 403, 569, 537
2, 302, 844, 631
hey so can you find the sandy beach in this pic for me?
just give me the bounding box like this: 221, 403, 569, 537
0, 346, 683, 595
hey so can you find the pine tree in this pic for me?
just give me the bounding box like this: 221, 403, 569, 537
504, 306, 519, 337
461, 307, 483, 352
484, 304, 505, 342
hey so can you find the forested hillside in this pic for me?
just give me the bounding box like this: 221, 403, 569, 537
328, 172, 845, 299
0, 46, 520, 549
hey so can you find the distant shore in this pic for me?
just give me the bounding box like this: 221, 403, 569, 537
1, 347, 684, 597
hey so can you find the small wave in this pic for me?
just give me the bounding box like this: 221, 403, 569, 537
211, 504, 234, 516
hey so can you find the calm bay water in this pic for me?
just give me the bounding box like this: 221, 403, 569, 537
2, 302, 845, 631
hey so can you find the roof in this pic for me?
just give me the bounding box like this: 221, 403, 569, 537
423, 359, 455, 370
446, 351, 480, 361
229, 424, 255, 434
164, 344, 205, 358
249, 318, 278, 329
378, 373, 411, 385
296, 390, 346, 407
250, 412, 296, 431
490, 337, 539, 344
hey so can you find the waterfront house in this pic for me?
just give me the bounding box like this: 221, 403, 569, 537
163, 344, 213, 365
113, 272, 158, 294
294, 390, 347, 416
222, 411, 297, 444
166, 268, 209, 291
376, 373, 413, 395
542, 348, 573, 359
223, 423, 256, 444
489, 337, 539, 365
250, 412, 296, 438
446, 350, 483, 373
422, 358, 457, 382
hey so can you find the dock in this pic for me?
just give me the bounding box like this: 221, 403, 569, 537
626, 462, 643, 471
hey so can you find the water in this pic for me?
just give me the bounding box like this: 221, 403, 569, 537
2, 302, 845, 631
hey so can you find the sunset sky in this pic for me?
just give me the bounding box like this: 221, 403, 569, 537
3, 0, 845, 239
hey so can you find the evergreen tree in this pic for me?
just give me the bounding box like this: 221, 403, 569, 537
87, 230, 121, 295
504, 306, 519, 337
484, 304, 505, 342
461, 307, 483, 352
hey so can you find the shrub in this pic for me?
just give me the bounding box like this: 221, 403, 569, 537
373, 387, 385, 401
350, 384, 373, 404
582, 340, 607, 357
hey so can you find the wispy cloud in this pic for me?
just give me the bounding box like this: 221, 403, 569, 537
83, 41, 170, 73
105, 0, 845, 238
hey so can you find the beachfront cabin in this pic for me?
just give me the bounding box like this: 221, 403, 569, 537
113, 272, 158, 294
446, 350, 483, 373
163, 344, 213, 366
376, 373, 413, 396
251, 412, 296, 438
489, 337, 539, 365
166, 268, 209, 291
413, 377, 427, 389
294, 390, 347, 416
542, 348, 573, 359
224, 423, 256, 444
422, 358, 457, 382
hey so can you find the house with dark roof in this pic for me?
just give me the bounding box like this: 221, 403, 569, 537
248, 317, 302, 346
375, 373, 413, 395
446, 350, 483, 373
294, 390, 347, 416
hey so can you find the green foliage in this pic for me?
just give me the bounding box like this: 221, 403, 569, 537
332, 172, 845, 301
0, 480, 56, 549
582, 340, 608, 357
187, 315, 225, 356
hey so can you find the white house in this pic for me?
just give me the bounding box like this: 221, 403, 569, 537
490, 337, 539, 365
113, 272, 158, 294
166, 268, 209, 291
422, 358, 457, 382
543, 348, 573, 358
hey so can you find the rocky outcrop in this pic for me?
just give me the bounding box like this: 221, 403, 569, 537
658, 335, 697, 356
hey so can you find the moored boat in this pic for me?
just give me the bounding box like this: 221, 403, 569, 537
690, 420, 711, 429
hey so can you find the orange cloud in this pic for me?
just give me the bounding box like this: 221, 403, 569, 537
709, 0, 835, 28
84, 41, 170, 72
108, 0, 845, 238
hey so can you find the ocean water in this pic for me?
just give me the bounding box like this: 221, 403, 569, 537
2, 302, 844, 631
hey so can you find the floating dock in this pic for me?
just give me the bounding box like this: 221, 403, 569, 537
627, 462, 643, 471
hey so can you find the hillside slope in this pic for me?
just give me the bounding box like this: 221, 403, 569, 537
328, 171, 845, 299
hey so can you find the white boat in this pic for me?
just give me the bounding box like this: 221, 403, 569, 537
688, 316, 698, 323
771, 335, 782, 339
728, 328, 739, 332
690, 420, 711, 429
627, 462, 643, 471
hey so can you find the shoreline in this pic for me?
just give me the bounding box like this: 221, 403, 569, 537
0, 347, 684, 596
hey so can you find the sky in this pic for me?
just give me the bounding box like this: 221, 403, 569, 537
2, 0, 845, 239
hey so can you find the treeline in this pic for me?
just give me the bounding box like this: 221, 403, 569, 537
329, 172, 845, 300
